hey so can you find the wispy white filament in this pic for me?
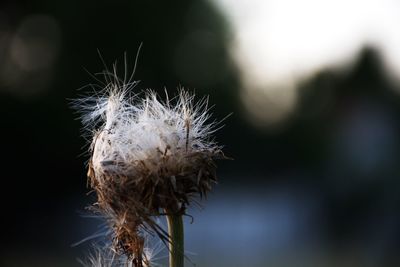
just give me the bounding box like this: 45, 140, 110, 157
82, 242, 164, 267
75, 63, 224, 267
78, 85, 219, 179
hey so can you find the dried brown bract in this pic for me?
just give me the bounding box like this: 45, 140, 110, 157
78, 86, 225, 265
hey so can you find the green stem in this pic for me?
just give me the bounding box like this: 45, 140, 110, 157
166, 213, 184, 267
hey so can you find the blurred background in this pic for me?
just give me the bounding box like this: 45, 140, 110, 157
1, 0, 400, 266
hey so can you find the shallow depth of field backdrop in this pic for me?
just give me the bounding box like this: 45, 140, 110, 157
1, 0, 400, 266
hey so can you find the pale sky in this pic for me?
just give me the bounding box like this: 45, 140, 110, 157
213, 0, 400, 126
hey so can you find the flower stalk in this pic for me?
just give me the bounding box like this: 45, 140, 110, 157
166, 212, 184, 267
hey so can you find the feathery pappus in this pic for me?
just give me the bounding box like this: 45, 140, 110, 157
75, 64, 226, 266
81, 239, 163, 267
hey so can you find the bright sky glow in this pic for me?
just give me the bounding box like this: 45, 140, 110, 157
213, 0, 400, 126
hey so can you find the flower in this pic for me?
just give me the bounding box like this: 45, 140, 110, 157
76, 73, 225, 264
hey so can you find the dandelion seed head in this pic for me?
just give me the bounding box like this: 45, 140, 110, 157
88, 88, 218, 174
76, 62, 226, 262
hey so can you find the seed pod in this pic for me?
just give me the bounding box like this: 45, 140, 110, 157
79, 85, 225, 262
